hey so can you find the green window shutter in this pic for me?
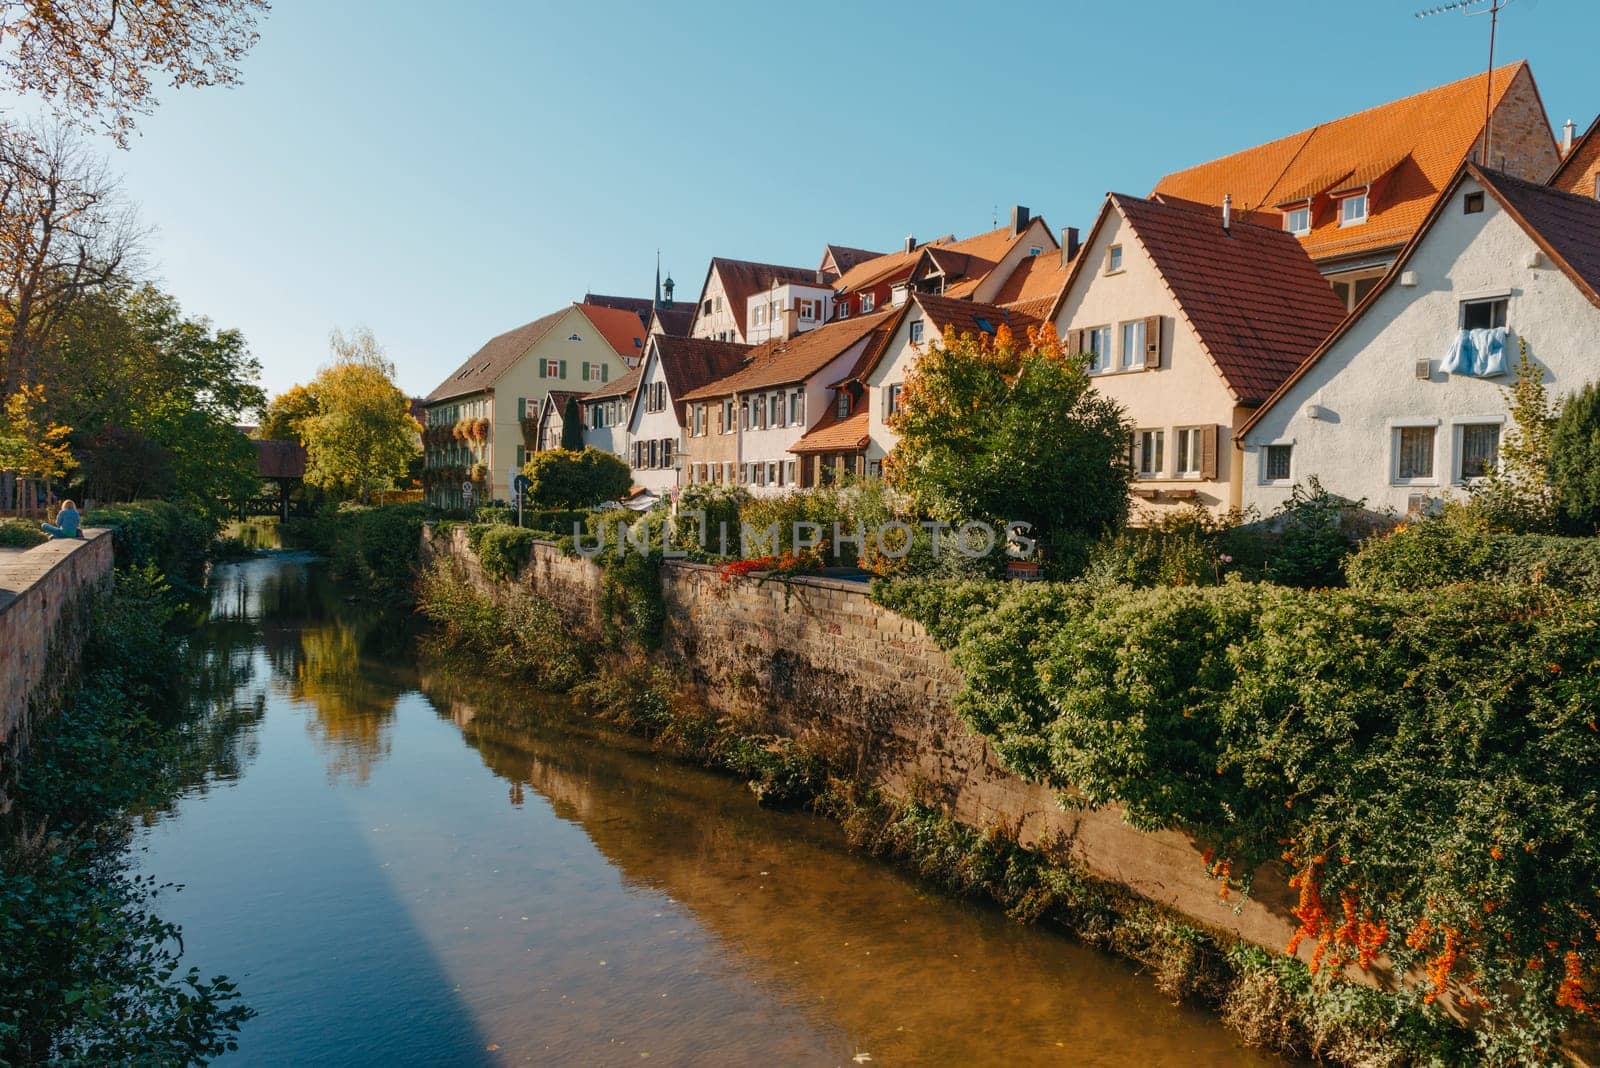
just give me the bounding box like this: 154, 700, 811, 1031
517, 397, 526, 419
559, 359, 567, 378
601, 364, 609, 382
538, 361, 546, 379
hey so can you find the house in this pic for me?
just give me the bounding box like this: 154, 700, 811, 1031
623, 334, 750, 497
421, 302, 644, 508
679, 310, 893, 494
1238, 164, 1600, 517
1549, 115, 1600, 199
574, 366, 640, 459
1050, 192, 1347, 515
1152, 62, 1559, 311
533, 390, 583, 452
689, 258, 823, 343
586, 272, 696, 337
817, 292, 1045, 477
742, 277, 836, 344
829, 207, 1059, 319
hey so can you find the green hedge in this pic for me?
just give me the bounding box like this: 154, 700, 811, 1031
1347, 509, 1600, 598
464, 523, 538, 580
83, 500, 213, 583
0, 518, 47, 549
873, 575, 1600, 1063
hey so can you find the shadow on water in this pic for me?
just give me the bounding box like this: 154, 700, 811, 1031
136, 554, 495, 1065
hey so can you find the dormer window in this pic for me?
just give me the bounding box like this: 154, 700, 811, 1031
836, 392, 851, 418
1284, 205, 1311, 235
861, 292, 876, 313
1339, 192, 1369, 227
1028, 246, 1042, 256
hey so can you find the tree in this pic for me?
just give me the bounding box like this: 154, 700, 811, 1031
888, 324, 1131, 564
301, 330, 419, 503
559, 395, 584, 451
521, 448, 631, 509
1471, 339, 1557, 532
0, 382, 75, 512
1, 0, 270, 146
1550, 381, 1600, 533
258, 383, 319, 443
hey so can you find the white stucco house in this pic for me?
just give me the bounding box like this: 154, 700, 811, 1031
1050, 192, 1347, 516
1239, 164, 1600, 516
623, 334, 750, 497
689, 258, 823, 344
574, 367, 640, 460
742, 279, 836, 344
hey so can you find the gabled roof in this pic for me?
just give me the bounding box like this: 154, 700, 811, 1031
649, 304, 696, 337
830, 221, 1055, 299
582, 293, 654, 325
578, 303, 649, 361
1238, 162, 1600, 438
255, 440, 306, 480
990, 247, 1073, 306
790, 409, 869, 454
700, 258, 822, 336
1054, 193, 1346, 405
1548, 114, 1600, 193
539, 390, 582, 416
831, 294, 1042, 389
1152, 62, 1547, 263
831, 246, 921, 295
580, 365, 641, 403
820, 244, 884, 279
426, 307, 571, 403
651, 335, 752, 414
680, 310, 893, 400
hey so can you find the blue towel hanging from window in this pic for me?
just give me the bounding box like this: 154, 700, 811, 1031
1442, 327, 1510, 377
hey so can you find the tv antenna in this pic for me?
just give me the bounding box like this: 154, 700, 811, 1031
1415, 0, 1517, 167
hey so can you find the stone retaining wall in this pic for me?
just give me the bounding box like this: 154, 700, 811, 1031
0, 531, 115, 800
425, 524, 1299, 952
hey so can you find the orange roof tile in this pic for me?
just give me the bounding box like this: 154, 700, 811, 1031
680, 311, 892, 400
577, 303, 648, 359
991, 249, 1073, 306
1153, 63, 1545, 264
790, 409, 869, 454
703, 258, 823, 336
426, 308, 570, 403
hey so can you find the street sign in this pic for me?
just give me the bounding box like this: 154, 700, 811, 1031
513, 474, 530, 527
461, 481, 474, 500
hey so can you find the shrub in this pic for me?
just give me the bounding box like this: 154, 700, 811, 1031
521, 448, 631, 509
318, 503, 429, 604
82, 500, 213, 583
467, 524, 537, 580
1264, 477, 1363, 588
1082, 507, 1240, 588
0, 518, 46, 548
416, 562, 584, 689
1550, 380, 1600, 532
675, 482, 749, 557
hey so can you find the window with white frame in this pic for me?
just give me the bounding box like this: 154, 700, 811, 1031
767, 462, 778, 485
1175, 427, 1203, 477
1394, 425, 1436, 482
769, 392, 783, 427
753, 305, 765, 327
838, 301, 851, 319
785, 459, 797, 485
1135, 429, 1164, 478
1121, 320, 1147, 370
1339, 193, 1368, 227
910, 319, 924, 344
544, 358, 560, 377
1086, 325, 1112, 372
788, 389, 801, 425
1265, 444, 1293, 482
1461, 297, 1508, 330
1285, 205, 1311, 235
861, 292, 876, 313
1457, 423, 1501, 480
722, 399, 735, 434
1106, 245, 1124, 273
797, 299, 817, 322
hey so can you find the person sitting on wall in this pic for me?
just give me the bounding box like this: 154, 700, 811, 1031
40, 499, 81, 539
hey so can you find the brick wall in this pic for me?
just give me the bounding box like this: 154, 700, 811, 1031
1482, 64, 1561, 182
0, 530, 115, 803
428, 528, 1301, 953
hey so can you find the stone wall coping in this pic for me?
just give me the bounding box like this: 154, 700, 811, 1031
0, 529, 111, 613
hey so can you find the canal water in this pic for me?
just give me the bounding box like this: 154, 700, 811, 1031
133, 554, 1281, 1066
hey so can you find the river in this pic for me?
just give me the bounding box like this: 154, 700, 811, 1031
131, 553, 1281, 1066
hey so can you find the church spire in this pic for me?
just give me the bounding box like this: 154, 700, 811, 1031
654, 250, 661, 308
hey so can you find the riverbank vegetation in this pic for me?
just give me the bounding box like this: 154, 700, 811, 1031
0, 563, 253, 1064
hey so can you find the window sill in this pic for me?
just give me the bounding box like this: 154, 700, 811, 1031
1391, 479, 1439, 488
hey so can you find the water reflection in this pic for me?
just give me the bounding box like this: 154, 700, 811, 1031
138, 555, 1279, 1066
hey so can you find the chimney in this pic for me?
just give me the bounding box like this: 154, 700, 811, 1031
904, 234, 916, 254
1563, 118, 1577, 155
1010, 205, 1031, 235
782, 305, 800, 339
1222, 193, 1232, 233
1060, 226, 1080, 268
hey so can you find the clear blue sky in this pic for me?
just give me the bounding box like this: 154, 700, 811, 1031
96, 0, 1600, 401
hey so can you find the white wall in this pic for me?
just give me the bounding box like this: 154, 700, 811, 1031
627, 347, 684, 495
580, 398, 630, 459
1241, 176, 1600, 516
739, 336, 873, 497
865, 308, 923, 466
743, 282, 835, 344
690, 269, 742, 343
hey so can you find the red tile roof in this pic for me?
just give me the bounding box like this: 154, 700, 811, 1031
577, 303, 648, 360
680, 311, 893, 400
820, 244, 884, 279
1239, 162, 1600, 437
1101, 193, 1348, 404
254, 440, 306, 480
1152, 63, 1545, 264
1549, 114, 1600, 194
915, 291, 1044, 340
790, 409, 869, 453
582, 293, 654, 325
651, 335, 752, 419
991, 248, 1073, 306
649, 304, 696, 337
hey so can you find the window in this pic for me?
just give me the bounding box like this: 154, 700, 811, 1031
722, 399, 735, 434
661, 439, 673, 468
1458, 423, 1501, 480
723, 462, 734, 484
1340, 193, 1368, 227
836, 391, 851, 418
1121, 320, 1147, 370
767, 462, 778, 485
1083, 325, 1112, 373
788, 389, 801, 425
1265, 444, 1293, 482
909, 319, 924, 344
753, 305, 765, 326
702, 299, 712, 315
1135, 430, 1164, 478
543, 358, 561, 378
1176, 427, 1203, 477
1464, 191, 1485, 214
1462, 298, 1508, 330
797, 299, 817, 322
1285, 206, 1311, 235
692, 404, 705, 436
861, 292, 876, 313
838, 301, 850, 319
769, 392, 783, 427
647, 439, 658, 468
1395, 426, 1436, 482
1106, 245, 1123, 273
785, 460, 797, 485
885, 383, 903, 418
1028, 245, 1042, 256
